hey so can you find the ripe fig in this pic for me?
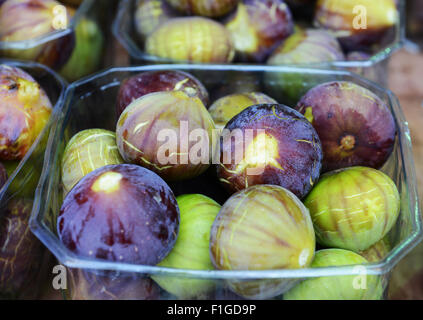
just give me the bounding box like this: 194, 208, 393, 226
225, 0, 294, 62
152, 194, 221, 299
284, 249, 383, 300
296, 81, 396, 172
0, 65, 53, 161
58, 164, 180, 266
60, 17, 104, 82
208, 92, 277, 131
304, 166, 400, 252
0, 199, 45, 298
165, 0, 239, 17
68, 269, 160, 300
210, 184, 315, 299
314, 0, 398, 52
117, 70, 209, 117
145, 17, 235, 63
359, 237, 391, 263
116, 91, 217, 181
61, 129, 124, 195
0, 0, 75, 69
134, 0, 178, 39
217, 104, 322, 199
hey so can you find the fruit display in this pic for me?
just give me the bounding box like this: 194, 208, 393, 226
0, 0, 75, 70
0, 65, 53, 161
58, 164, 180, 265
208, 92, 277, 130
284, 249, 383, 300
314, 0, 398, 52
217, 103, 323, 199
117, 70, 209, 117
296, 81, 396, 172
225, 0, 294, 62
152, 194, 221, 299
210, 184, 315, 298
0, 199, 46, 298
145, 17, 235, 63
116, 91, 217, 181
304, 166, 400, 252
165, 0, 239, 18
61, 129, 124, 194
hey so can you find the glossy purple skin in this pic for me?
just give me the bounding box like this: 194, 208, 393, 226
296, 81, 396, 172
0, 162, 7, 189
58, 164, 180, 266
116, 70, 209, 117
217, 104, 323, 199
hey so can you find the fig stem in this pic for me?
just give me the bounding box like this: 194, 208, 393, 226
340, 135, 356, 151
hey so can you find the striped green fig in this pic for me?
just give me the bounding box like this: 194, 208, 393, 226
359, 237, 391, 263
304, 166, 400, 252
152, 194, 221, 299
210, 184, 315, 299
61, 129, 124, 195
284, 249, 383, 300
165, 0, 239, 17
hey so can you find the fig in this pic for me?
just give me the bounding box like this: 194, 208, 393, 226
116, 91, 217, 181
117, 70, 209, 117
314, 0, 398, 52
165, 0, 239, 17
0, 199, 45, 298
61, 129, 124, 195
152, 194, 221, 299
284, 249, 383, 300
0, 64, 53, 161
134, 0, 177, 39
210, 184, 315, 299
209, 92, 277, 131
217, 104, 322, 199
296, 81, 396, 172
68, 269, 160, 300
57, 164, 180, 266
225, 0, 294, 62
267, 28, 345, 65
60, 17, 104, 82
304, 166, 400, 252
145, 17, 235, 63
0, 162, 7, 189
359, 237, 391, 263
0, 0, 75, 69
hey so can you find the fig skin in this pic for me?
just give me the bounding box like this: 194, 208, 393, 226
117, 70, 209, 117
304, 166, 400, 252
359, 237, 391, 263
210, 184, 315, 299
134, 0, 178, 39
0, 199, 45, 298
225, 0, 294, 62
152, 194, 221, 299
284, 249, 383, 300
0, 65, 53, 161
0, 0, 75, 70
116, 91, 217, 182
296, 81, 396, 172
314, 0, 398, 52
217, 104, 323, 199
209, 92, 277, 131
165, 0, 239, 17
61, 129, 124, 195
68, 269, 160, 300
58, 164, 180, 266
145, 17, 235, 63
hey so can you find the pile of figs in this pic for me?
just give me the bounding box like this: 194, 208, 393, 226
0, 0, 104, 80
57, 69, 400, 300
134, 0, 399, 65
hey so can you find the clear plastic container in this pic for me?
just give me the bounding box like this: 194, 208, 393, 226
29, 65, 421, 300
112, 0, 405, 86
0, 59, 67, 299
0, 0, 108, 80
